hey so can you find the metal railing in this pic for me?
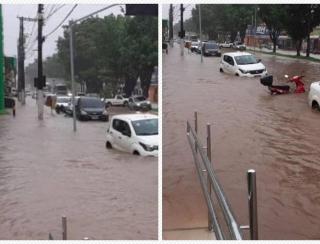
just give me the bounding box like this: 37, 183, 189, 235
186, 111, 258, 240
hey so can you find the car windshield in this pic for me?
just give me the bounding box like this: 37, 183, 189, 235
81, 98, 104, 108
234, 55, 257, 65
206, 43, 218, 49
132, 118, 158, 136
134, 96, 146, 102
57, 97, 70, 103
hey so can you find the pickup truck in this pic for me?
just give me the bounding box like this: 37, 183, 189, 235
104, 95, 129, 107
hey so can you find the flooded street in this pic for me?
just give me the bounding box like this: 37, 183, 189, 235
163, 45, 320, 239
0, 98, 157, 240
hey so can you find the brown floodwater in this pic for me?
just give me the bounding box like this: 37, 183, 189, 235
0, 99, 157, 240
163, 46, 320, 240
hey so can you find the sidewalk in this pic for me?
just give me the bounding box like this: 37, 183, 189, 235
246, 45, 320, 61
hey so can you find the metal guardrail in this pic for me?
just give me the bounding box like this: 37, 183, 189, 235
186, 111, 258, 240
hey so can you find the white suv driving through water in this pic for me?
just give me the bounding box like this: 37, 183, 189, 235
308, 81, 320, 111
220, 52, 267, 77
106, 114, 158, 156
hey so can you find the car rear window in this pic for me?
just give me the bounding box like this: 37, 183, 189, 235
80, 98, 104, 108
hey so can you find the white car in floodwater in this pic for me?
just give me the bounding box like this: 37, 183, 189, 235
308, 81, 320, 111
220, 52, 268, 77
106, 114, 158, 157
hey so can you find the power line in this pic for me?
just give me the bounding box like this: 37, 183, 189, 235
45, 4, 66, 20
44, 4, 78, 39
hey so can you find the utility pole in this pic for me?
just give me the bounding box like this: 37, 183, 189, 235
169, 4, 173, 47
35, 4, 45, 120
0, 5, 4, 113
199, 5, 203, 63
17, 17, 25, 104
180, 4, 184, 56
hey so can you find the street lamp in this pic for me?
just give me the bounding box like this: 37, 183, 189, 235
68, 4, 119, 132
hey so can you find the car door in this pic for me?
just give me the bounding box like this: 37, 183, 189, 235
226, 55, 236, 73
111, 119, 125, 151
114, 95, 122, 106
113, 119, 133, 152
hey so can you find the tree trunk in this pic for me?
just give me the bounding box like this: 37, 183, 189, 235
124, 75, 138, 97
306, 33, 310, 57
139, 67, 154, 98
296, 39, 302, 56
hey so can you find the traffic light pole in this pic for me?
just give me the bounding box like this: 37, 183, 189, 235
37, 4, 44, 120
17, 17, 25, 105
180, 4, 184, 56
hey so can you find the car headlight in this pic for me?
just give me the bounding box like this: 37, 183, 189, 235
103, 110, 108, 115
81, 110, 87, 115
139, 142, 157, 152
239, 69, 248, 74
136, 103, 141, 106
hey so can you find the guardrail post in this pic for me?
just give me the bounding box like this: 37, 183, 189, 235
62, 216, 67, 240
206, 123, 213, 231
194, 111, 198, 153
247, 169, 258, 240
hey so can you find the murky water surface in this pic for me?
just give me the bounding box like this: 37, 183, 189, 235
0, 100, 157, 240
163, 46, 320, 239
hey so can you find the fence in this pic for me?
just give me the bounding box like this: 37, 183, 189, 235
186, 111, 258, 240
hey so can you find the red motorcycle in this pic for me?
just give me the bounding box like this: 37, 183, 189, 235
260, 74, 305, 95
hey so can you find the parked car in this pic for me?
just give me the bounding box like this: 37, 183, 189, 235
308, 81, 320, 111
233, 41, 246, 50
55, 96, 71, 114
104, 95, 129, 107
75, 96, 108, 121
196, 41, 207, 54
219, 52, 267, 77
202, 42, 221, 57
219, 42, 233, 48
106, 114, 158, 156
128, 96, 152, 111
65, 96, 79, 116
190, 41, 199, 52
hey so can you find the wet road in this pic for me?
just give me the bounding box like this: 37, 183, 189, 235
0, 98, 157, 240
163, 45, 320, 240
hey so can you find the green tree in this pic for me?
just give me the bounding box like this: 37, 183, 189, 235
258, 5, 287, 53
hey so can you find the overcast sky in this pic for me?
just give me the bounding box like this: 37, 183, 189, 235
162, 4, 193, 24
3, 4, 124, 64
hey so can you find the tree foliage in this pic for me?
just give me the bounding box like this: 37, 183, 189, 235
27, 14, 157, 97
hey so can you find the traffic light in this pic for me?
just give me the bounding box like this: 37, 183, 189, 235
178, 30, 185, 38
34, 76, 46, 89
125, 4, 158, 16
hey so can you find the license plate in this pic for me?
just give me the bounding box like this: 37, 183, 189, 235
91, 115, 99, 120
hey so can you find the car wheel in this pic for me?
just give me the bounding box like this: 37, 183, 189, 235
133, 150, 140, 156
312, 101, 320, 111
123, 101, 128, 107
235, 73, 239, 76
106, 141, 112, 149
220, 68, 224, 73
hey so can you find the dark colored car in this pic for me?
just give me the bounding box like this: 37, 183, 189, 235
75, 96, 108, 121
128, 96, 152, 111
202, 42, 221, 57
